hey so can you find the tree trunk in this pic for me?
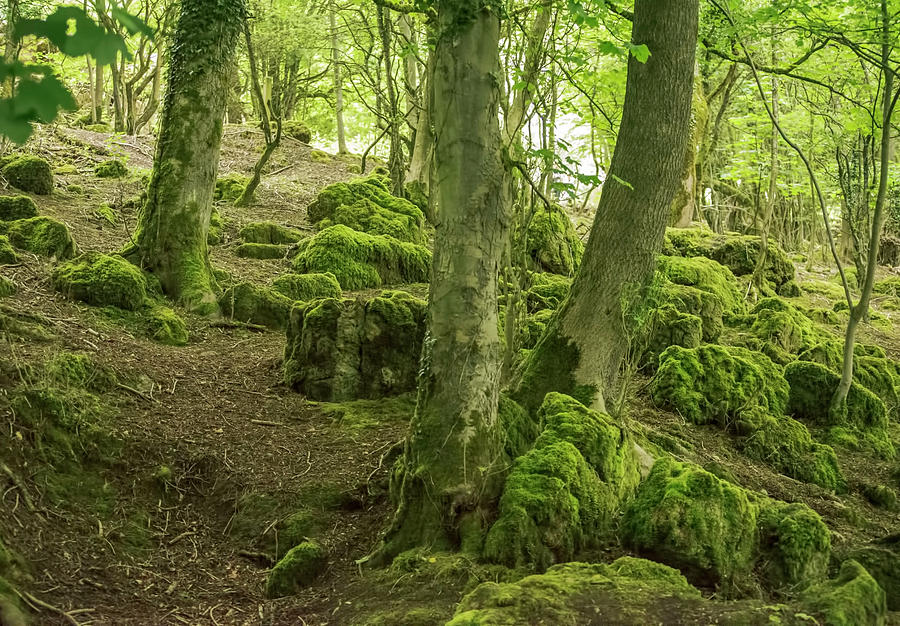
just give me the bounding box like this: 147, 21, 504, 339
515, 0, 699, 414
4, 0, 19, 98
330, 8, 348, 154
370, 2, 507, 564
751, 43, 779, 291
670, 68, 708, 227
94, 63, 105, 123
377, 6, 404, 194
124, 0, 244, 313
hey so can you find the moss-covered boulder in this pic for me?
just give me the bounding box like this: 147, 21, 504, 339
741, 297, 827, 365
94, 158, 128, 178
0, 274, 15, 297
215, 173, 249, 203
0, 216, 76, 259
2, 155, 53, 194
664, 227, 795, 290
0, 235, 17, 264
483, 393, 640, 569
235, 242, 288, 260
52, 252, 148, 310
524, 273, 571, 313
282, 120, 311, 143
0, 195, 37, 221
524, 205, 584, 276
239, 221, 304, 245
271, 272, 341, 301
264, 541, 326, 598
644, 304, 702, 368
148, 305, 189, 346
845, 538, 900, 610
757, 501, 831, 587
651, 344, 788, 426
658, 254, 744, 315
293, 225, 431, 290
800, 559, 887, 626
659, 282, 725, 341
219, 282, 294, 330
318, 198, 426, 244
283, 291, 426, 400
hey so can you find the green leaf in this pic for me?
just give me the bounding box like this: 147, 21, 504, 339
627, 43, 651, 63
611, 174, 634, 190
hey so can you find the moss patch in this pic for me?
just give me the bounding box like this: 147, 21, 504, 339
308, 175, 424, 233
53, 252, 149, 310
94, 159, 128, 178
2, 154, 53, 194
0, 235, 17, 264
658, 254, 744, 314
215, 173, 249, 203
147, 305, 189, 346
845, 539, 900, 610
318, 198, 426, 244
0, 195, 38, 221
524, 204, 584, 276
265, 541, 327, 598
272, 272, 341, 301
239, 221, 304, 245
235, 242, 288, 260
800, 559, 887, 626
0, 216, 77, 259
219, 282, 295, 330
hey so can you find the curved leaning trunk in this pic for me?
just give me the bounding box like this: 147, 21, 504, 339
125, 0, 244, 314
515, 0, 699, 414
370, 4, 507, 563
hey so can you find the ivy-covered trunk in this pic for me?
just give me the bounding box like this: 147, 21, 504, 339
124, 0, 244, 313
515, 0, 699, 414
370, 0, 507, 563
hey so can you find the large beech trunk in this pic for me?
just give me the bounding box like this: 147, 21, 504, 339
516, 0, 699, 414
370, 3, 507, 563
125, 0, 244, 313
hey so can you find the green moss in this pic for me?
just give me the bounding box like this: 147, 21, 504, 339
659, 282, 724, 341
148, 305, 189, 345
319, 198, 425, 244
272, 272, 341, 301
0, 235, 17, 264
742, 297, 827, 365
208, 207, 224, 245
757, 502, 831, 588
265, 541, 326, 598
483, 393, 639, 569
308, 176, 424, 229
282, 120, 311, 143
95, 203, 118, 225
219, 282, 294, 330
622, 457, 759, 584
862, 484, 898, 511
364, 608, 449, 626
845, 541, 900, 610
658, 254, 744, 314
0, 216, 77, 259
517, 308, 555, 350
0, 274, 15, 297
524, 273, 571, 313
52, 252, 148, 310
315, 393, 416, 432
498, 394, 538, 461
800, 559, 887, 626
293, 225, 431, 290
873, 276, 900, 297
776, 279, 801, 297
45, 351, 116, 390
215, 173, 249, 203
2, 155, 53, 194
94, 158, 128, 178
524, 205, 584, 276
644, 304, 702, 368
310, 149, 331, 163
235, 242, 288, 259
239, 221, 304, 245
651, 344, 788, 425
0, 195, 37, 220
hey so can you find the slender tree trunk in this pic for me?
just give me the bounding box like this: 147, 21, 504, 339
515, 0, 699, 414
94, 63, 105, 123
4, 0, 19, 98
134, 60, 162, 135
377, 6, 404, 193
832, 0, 896, 413
330, 8, 348, 154
124, 0, 244, 313
370, 1, 507, 564
751, 46, 779, 291
405, 52, 434, 219
111, 57, 125, 132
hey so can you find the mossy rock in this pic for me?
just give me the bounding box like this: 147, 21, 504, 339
651, 344, 788, 426
147, 305, 189, 346
94, 203, 118, 225
208, 207, 224, 245
524, 204, 584, 276
282, 120, 311, 143
94, 159, 128, 178
317, 198, 425, 244
310, 149, 331, 163
0, 216, 77, 259
52, 252, 148, 310
284, 291, 426, 400
0, 274, 15, 297
44, 351, 117, 390
215, 173, 249, 203
0, 236, 17, 265
644, 304, 702, 368
235, 242, 288, 260
264, 541, 326, 598
293, 225, 431, 290
799, 559, 887, 626
516, 307, 555, 350
862, 484, 898, 511
659, 282, 724, 341
219, 282, 294, 330
2, 155, 53, 194
757, 501, 831, 587
271, 272, 341, 301
845, 538, 900, 610
776, 279, 801, 297
239, 221, 304, 245
873, 276, 900, 297
0, 195, 38, 221
658, 254, 744, 314
524, 273, 571, 313
738, 297, 828, 365
483, 393, 640, 569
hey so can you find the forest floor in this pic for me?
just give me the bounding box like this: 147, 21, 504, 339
1, 125, 899, 625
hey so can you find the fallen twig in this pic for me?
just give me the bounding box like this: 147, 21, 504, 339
250, 419, 282, 427
14, 589, 87, 626
116, 382, 158, 403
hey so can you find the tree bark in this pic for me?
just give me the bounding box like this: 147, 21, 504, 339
515, 0, 699, 414
370, 1, 507, 564
124, 0, 245, 313
330, 8, 348, 154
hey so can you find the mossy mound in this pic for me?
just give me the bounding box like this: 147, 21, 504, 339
283, 291, 426, 400
308, 175, 424, 243
293, 225, 431, 290
873, 275, 900, 297
644, 304, 702, 368
483, 393, 640, 569
799, 559, 887, 626
0, 216, 77, 259
651, 344, 788, 426
658, 254, 744, 314
95, 203, 118, 225
0, 195, 38, 221
264, 541, 326, 598
147, 305, 189, 346
863, 484, 898, 511
0, 274, 15, 297
659, 282, 724, 341
45, 351, 117, 390
282, 120, 311, 143
2, 154, 53, 194
664, 227, 795, 290
524, 273, 571, 312
215, 173, 249, 203
845, 537, 900, 610
737, 297, 828, 365
239, 221, 304, 245
516, 308, 555, 350
94, 158, 128, 178
219, 283, 294, 330
271, 272, 341, 301
757, 501, 831, 587
52, 252, 148, 310
208, 207, 224, 245
235, 242, 288, 260
0, 235, 17, 264
524, 205, 584, 276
